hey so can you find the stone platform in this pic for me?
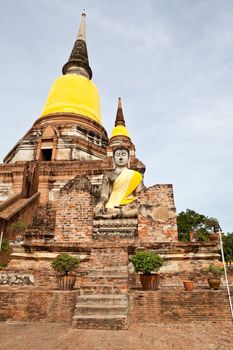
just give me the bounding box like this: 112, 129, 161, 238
1, 239, 230, 329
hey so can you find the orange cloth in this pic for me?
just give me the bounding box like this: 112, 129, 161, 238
105, 168, 142, 208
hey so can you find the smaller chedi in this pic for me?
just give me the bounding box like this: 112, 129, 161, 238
94, 146, 144, 219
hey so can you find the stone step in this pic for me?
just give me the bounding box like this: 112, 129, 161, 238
87, 268, 128, 277
72, 315, 128, 330
81, 276, 128, 285
75, 304, 128, 316
87, 273, 128, 278
24, 230, 54, 240
93, 231, 136, 240
80, 284, 128, 295
93, 218, 138, 227
76, 294, 128, 305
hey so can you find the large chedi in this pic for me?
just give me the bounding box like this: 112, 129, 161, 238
0, 13, 222, 331
41, 13, 101, 125
4, 13, 107, 165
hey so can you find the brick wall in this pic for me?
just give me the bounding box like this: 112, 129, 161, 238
90, 247, 128, 268
1, 287, 232, 324
54, 176, 93, 242
24, 202, 56, 240
140, 184, 175, 208
138, 185, 178, 242
0, 288, 78, 322
129, 289, 233, 324
0, 252, 10, 266
6, 259, 57, 289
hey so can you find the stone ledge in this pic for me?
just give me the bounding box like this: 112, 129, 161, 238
0, 192, 40, 221
0, 273, 34, 286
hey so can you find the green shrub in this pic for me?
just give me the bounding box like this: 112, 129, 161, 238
197, 229, 210, 242
12, 221, 28, 233
131, 251, 163, 275
178, 231, 190, 242
223, 233, 233, 262
207, 264, 224, 277
177, 209, 218, 242
0, 239, 11, 253
51, 253, 80, 275
0, 263, 7, 269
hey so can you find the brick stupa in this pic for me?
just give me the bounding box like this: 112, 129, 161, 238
0, 14, 227, 328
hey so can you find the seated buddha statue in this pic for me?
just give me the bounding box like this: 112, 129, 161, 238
94, 147, 144, 219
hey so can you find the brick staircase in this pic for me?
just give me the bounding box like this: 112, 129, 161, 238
0, 197, 35, 221
0, 193, 40, 240
72, 248, 129, 329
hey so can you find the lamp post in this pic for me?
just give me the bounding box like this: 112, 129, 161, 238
0, 231, 3, 251
218, 228, 233, 322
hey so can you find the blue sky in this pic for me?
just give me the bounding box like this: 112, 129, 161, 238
1, 0, 233, 232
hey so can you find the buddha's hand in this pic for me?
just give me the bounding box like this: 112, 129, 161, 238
94, 202, 106, 215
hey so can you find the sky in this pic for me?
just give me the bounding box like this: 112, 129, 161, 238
0, 0, 233, 233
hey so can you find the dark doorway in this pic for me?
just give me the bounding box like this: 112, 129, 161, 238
40, 149, 52, 161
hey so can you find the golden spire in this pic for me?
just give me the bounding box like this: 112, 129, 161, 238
40, 13, 102, 124
110, 98, 131, 139
115, 98, 126, 127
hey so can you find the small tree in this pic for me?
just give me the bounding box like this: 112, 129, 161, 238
12, 221, 28, 241
0, 239, 12, 269
207, 264, 224, 277
0, 239, 11, 253
51, 253, 80, 275
131, 251, 163, 275
223, 233, 233, 262
177, 209, 219, 242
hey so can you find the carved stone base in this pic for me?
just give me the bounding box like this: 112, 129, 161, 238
93, 218, 138, 240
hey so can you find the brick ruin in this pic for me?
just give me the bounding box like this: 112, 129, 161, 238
0, 13, 232, 329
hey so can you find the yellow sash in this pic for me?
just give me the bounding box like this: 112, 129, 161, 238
106, 168, 142, 209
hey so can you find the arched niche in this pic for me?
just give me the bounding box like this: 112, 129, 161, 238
36, 124, 59, 161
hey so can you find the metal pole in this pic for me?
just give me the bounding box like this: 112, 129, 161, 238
218, 228, 233, 322
0, 231, 3, 252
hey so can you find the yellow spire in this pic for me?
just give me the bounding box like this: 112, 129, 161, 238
40, 13, 102, 125
110, 98, 131, 139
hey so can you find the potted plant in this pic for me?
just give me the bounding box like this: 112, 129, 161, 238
131, 250, 163, 290
51, 253, 80, 290
182, 280, 194, 291
207, 263, 224, 290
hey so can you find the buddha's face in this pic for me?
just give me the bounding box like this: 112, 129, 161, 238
114, 149, 129, 167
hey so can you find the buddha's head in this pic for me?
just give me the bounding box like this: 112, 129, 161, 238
113, 147, 130, 168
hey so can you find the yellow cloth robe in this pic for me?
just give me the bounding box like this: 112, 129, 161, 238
105, 168, 142, 209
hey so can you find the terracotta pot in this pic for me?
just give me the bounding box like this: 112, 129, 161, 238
57, 274, 76, 290
140, 274, 160, 290
183, 280, 194, 291
208, 277, 221, 290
